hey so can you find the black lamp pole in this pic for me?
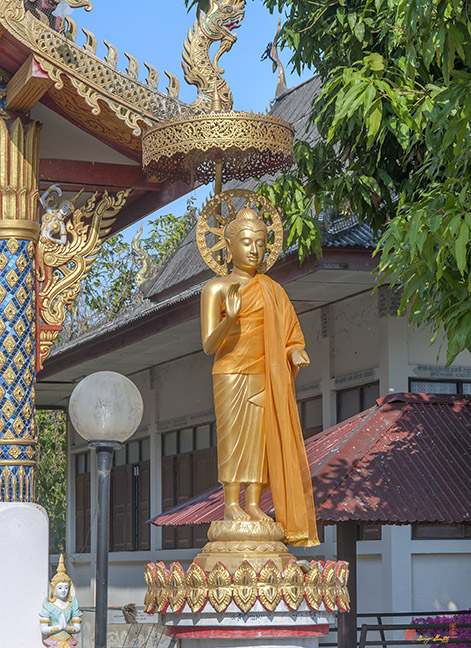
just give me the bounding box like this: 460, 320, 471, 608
69, 372, 144, 648
90, 440, 121, 648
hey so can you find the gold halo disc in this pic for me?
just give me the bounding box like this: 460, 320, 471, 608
196, 189, 283, 276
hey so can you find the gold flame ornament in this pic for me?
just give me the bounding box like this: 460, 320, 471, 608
36, 188, 130, 370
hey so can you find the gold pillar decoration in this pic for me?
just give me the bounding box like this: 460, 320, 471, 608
0, 117, 41, 502
0, 118, 41, 239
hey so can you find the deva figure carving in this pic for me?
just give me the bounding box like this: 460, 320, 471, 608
200, 200, 319, 547
39, 555, 82, 647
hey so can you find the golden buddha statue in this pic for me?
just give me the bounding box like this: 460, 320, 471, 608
201, 207, 319, 547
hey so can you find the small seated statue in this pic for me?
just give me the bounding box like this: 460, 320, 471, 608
39, 555, 82, 648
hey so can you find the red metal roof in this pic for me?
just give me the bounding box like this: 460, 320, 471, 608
151, 393, 471, 527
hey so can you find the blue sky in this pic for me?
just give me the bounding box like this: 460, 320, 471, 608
72, 1, 311, 239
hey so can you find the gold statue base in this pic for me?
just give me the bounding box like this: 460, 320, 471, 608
195, 520, 292, 572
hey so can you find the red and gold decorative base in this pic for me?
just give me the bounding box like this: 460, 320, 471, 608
144, 521, 349, 646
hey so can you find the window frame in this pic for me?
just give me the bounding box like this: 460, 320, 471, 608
409, 377, 471, 394
161, 423, 218, 550
109, 437, 150, 552
336, 381, 380, 424
298, 395, 323, 440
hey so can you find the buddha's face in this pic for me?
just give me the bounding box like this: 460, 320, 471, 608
228, 227, 267, 271
54, 582, 70, 601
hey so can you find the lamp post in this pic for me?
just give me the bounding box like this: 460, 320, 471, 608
69, 371, 144, 648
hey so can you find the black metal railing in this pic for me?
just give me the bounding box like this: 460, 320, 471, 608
319, 610, 471, 648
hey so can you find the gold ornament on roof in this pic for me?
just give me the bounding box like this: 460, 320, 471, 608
196, 189, 283, 276
183, 0, 246, 111
36, 186, 130, 370
0, 0, 195, 140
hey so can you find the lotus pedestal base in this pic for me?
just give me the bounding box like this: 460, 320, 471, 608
145, 522, 350, 647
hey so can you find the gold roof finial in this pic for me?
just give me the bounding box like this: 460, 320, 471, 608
211, 85, 222, 112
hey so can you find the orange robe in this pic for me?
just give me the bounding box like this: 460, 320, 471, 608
212, 274, 319, 547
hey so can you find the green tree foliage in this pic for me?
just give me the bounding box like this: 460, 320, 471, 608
187, 0, 471, 363
36, 410, 67, 554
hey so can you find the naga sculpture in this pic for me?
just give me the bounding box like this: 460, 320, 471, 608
182, 0, 246, 111
131, 223, 154, 288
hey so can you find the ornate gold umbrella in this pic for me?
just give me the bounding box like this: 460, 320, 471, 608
142, 102, 294, 187
141, 1, 294, 189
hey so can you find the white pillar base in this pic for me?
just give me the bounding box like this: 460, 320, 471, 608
0, 503, 49, 647
163, 600, 331, 648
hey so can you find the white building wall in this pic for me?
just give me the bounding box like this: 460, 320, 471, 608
157, 352, 214, 425
331, 292, 380, 378
66, 288, 471, 645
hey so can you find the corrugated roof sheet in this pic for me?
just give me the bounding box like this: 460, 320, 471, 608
151, 393, 471, 527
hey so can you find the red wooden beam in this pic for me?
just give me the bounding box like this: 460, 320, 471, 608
39, 158, 162, 192
109, 178, 200, 235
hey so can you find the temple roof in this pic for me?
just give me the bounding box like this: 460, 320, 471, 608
0, 1, 195, 155
151, 393, 471, 527
0, 0, 199, 233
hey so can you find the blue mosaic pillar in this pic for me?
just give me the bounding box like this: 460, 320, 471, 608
0, 117, 41, 502
0, 239, 36, 501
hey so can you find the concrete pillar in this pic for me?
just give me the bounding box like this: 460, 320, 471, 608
0, 502, 49, 646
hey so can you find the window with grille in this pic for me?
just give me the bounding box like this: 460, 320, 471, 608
161, 424, 218, 550
75, 451, 91, 553
110, 438, 150, 552
409, 378, 471, 394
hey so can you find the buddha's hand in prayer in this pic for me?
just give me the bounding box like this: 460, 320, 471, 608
225, 282, 241, 320
289, 348, 310, 369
